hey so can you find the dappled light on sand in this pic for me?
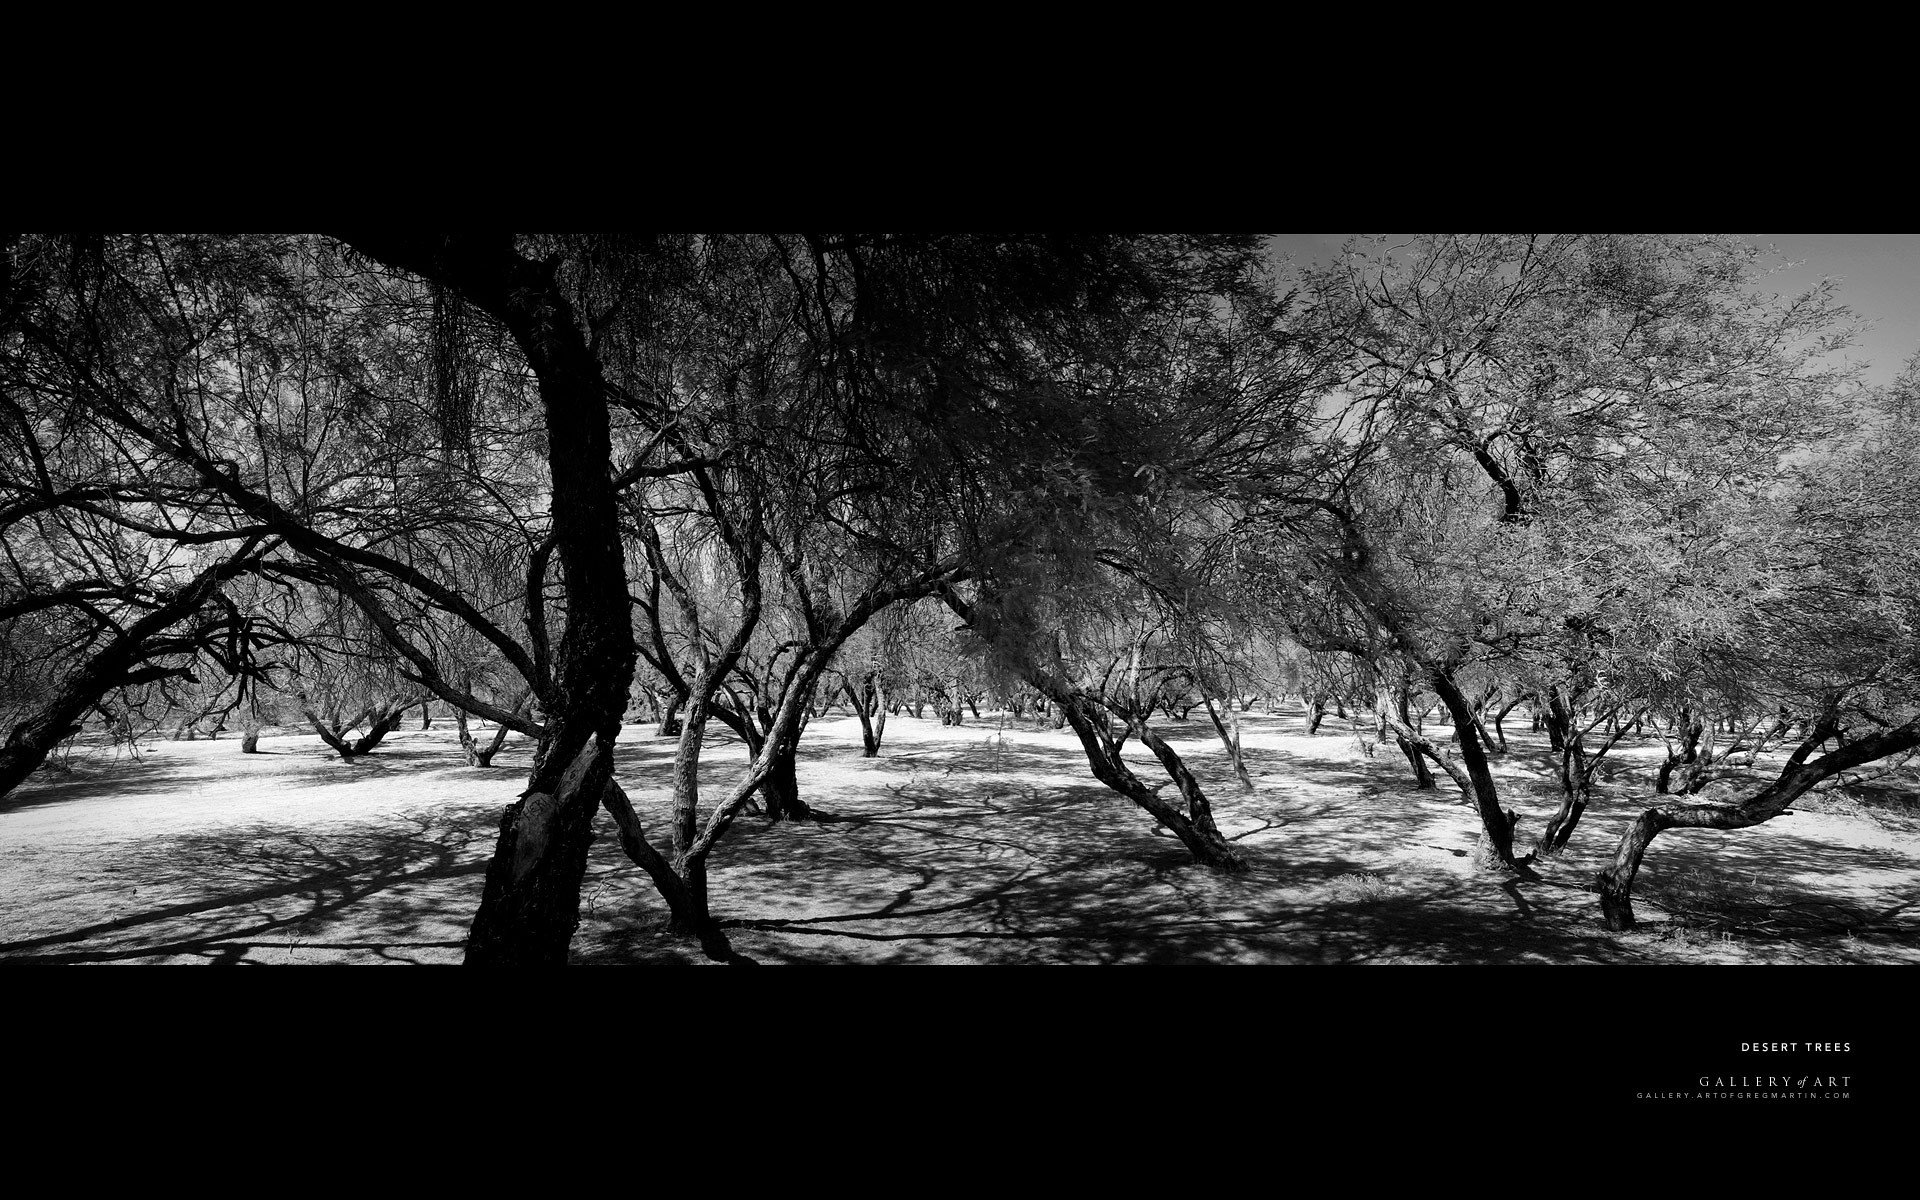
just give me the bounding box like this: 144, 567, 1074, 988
5, 708, 1914, 965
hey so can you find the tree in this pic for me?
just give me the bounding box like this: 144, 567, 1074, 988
1594, 359, 1920, 926
1264, 233, 1863, 873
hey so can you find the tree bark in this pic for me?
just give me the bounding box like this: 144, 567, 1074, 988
456, 708, 516, 767
1656, 709, 1710, 794
656, 686, 685, 737
1429, 666, 1524, 871
760, 736, 812, 821
342, 235, 640, 967
1536, 695, 1589, 858
1596, 716, 1920, 929
1386, 685, 1435, 790
1200, 693, 1254, 791
844, 675, 887, 757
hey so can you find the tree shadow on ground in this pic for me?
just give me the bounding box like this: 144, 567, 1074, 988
568, 714, 1920, 965
9, 715, 1914, 965
0, 807, 495, 964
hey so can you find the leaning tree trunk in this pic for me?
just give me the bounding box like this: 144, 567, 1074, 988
1596, 716, 1920, 930
350, 703, 410, 755
1200, 694, 1254, 791
1047, 686, 1248, 871
1489, 695, 1523, 754
1429, 666, 1524, 871
0, 548, 265, 799
1389, 686, 1435, 790
304, 708, 366, 760
1124, 711, 1248, 870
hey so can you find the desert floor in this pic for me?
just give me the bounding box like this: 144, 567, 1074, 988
3, 707, 1916, 965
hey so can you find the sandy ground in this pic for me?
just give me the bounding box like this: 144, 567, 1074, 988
2, 706, 1916, 965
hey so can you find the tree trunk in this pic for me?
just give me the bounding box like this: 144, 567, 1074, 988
457, 709, 516, 767
1491, 695, 1523, 754
1200, 694, 1254, 791
1536, 696, 1590, 858
1390, 686, 1435, 789
466, 732, 615, 964
1597, 716, 1920, 929
657, 687, 685, 738
345, 235, 639, 967
760, 737, 812, 821
1123, 712, 1247, 871
350, 704, 408, 756
845, 676, 888, 757
1656, 709, 1709, 794
1429, 666, 1524, 871
305, 708, 362, 760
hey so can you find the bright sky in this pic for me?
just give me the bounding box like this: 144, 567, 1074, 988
1266, 234, 1920, 391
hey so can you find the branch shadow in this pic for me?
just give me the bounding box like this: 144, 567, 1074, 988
0, 807, 497, 964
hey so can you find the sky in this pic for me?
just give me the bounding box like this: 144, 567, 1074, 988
1265, 233, 1920, 391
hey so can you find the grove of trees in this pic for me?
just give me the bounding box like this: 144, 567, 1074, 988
3, 232, 1914, 962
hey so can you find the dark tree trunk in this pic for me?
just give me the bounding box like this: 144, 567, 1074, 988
306, 699, 411, 760
1536, 696, 1590, 858
844, 676, 888, 757
657, 687, 685, 738
345, 235, 639, 967
1540, 780, 1591, 859
1491, 695, 1523, 754
1397, 738, 1435, 788
1430, 666, 1523, 871
1596, 716, 1920, 929
351, 706, 407, 755
420, 701, 434, 730
1306, 696, 1326, 735
760, 737, 812, 821
1125, 712, 1247, 870
1656, 709, 1709, 794
1390, 687, 1435, 789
